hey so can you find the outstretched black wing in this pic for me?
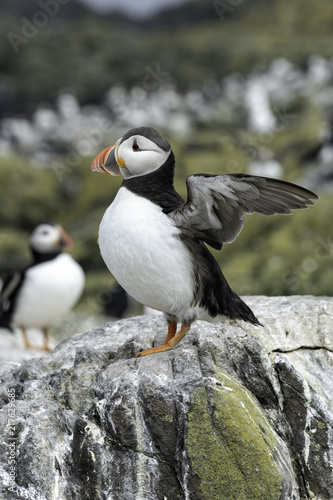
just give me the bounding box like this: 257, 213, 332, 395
169, 173, 318, 249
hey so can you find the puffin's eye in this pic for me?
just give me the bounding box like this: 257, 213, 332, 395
132, 141, 141, 152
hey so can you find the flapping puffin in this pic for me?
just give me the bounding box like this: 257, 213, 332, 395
91, 126, 318, 357
0, 223, 85, 351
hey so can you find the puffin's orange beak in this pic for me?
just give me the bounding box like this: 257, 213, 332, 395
60, 228, 74, 249
90, 145, 119, 175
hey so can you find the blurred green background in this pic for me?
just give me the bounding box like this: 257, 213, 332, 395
0, 0, 332, 328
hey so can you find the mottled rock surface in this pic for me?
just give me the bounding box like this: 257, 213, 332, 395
0, 296, 332, 500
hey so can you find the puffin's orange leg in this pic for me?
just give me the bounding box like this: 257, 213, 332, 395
42, 328, 52, 352
167, 324, 190, 347
21, 327, 52, 351
162, 320, 177, 345
22, 328, 32, 349
133, 324, 190, 358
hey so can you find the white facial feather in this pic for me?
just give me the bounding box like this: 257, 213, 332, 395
29, 224, 62, 253
117, 135, 170, 178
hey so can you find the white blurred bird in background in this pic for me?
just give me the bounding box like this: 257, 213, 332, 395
0, 223, 85, 351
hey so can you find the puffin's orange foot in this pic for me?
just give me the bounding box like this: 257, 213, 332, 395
29, 344, 52, 352
133, 344, 172, 358
41, 344, 52, 352
133, 324, 190, 358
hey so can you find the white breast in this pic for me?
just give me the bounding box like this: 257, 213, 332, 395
13, 254, 85, 329
98, 187, 196, 320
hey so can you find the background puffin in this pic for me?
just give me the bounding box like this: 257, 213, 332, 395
91, 126, 318, 357
102, 283, 130, 319
0, 223, 85, 351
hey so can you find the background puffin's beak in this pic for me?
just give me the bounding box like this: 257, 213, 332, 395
90, 145, 120, 175
59, 228, 74, 249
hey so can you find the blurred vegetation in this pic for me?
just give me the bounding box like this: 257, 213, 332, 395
0, 110, 331, 303
0, 0, 333, 112
0, 0, 332, 316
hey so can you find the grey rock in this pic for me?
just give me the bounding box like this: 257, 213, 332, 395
242, 295, 333, 409
0, 296, 332, 500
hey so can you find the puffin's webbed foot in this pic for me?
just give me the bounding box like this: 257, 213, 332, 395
133, 322, 190, 357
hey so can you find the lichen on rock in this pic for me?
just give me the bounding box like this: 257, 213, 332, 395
186, 371, 283, 500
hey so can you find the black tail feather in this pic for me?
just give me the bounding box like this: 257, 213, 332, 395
184, 237, 263, 326
219, 287, 263, 327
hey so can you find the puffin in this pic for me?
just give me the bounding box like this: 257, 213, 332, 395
91, 126, 318, 357
0, 223, 85, 351
102, 283, 129, 319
